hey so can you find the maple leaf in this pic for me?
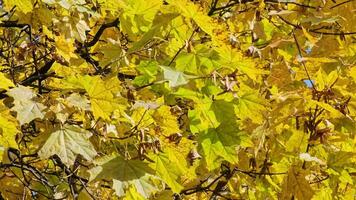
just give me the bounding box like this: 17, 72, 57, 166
11, 99, 46, 125
89, 155, 162, 198
63, 75, 127, 120
4, 0, 33, 13
161, 66, 196, 88
65, 93, 91, 111
148, 148, 187, 193
152, 105, 181, 136
0, 0, 355, 199
0, 106, 18, 148
7, 86, 47, 125
199, 125, 251, 170
0, 73, 14, 90
38, 125, 97, 166
234, 90, 267, 123
280, 165, 314, 200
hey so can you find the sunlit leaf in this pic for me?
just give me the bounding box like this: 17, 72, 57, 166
0, 73, 14, 90
7, 86, 46, 125
234, 90, 267, 123
63, 75, 127, 120
199, 125, 251, 170
38, 125, 97, 166
148, 148, 187, 193
161, 66, 196, 88
4, 0, 33, 13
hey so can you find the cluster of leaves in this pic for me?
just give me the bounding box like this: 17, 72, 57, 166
0, 0, 355, 199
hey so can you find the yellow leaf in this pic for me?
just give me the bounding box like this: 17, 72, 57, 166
167, 0, 214, 36
124, 186, 145, 200
153, 105, 180, 136
349, 66, 356, 82
99, 0, 125, 14
0, 72, 14, 90
54, 36, 77, 61
0, 102, 18, 148
310, 100, 344, 118
315, 68, 338, 90
277, 49, 293, 61
4, 0, 33, 14
304, 57, 338, 63
63, 75, 127, 120
302, 26, 318, 45
148, 148, 185, 193
42, 25, 53, 38
216, 45, 260, 80
235, 90, 267, 123
281, 165, 314, 200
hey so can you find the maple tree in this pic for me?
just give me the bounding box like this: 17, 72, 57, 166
0, 0, 355, 199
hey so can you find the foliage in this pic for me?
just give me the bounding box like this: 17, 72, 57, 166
0, 0, 355, 199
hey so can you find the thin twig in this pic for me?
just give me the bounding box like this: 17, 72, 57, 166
168, 28, 198, 66
86, 18, 120, 47
330, 0, 354, 9
278, 16, 356, 36
292, 31, 316, 91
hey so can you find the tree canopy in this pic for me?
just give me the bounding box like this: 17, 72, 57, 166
0, 0, 355, 199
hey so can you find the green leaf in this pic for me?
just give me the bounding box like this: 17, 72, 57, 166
38, 125, 97, 166
199, 125, 251, 170
175, 45, 219, 75
133, 61, 159, 87
119, 0, 161, 35
211, 100, 238, 125
89, 155, 161, 198
148, 148, 187, 193
129, 13, 179, 53
327, 151, 356, 169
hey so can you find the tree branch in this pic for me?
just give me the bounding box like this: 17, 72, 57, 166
86, 18, 120, 47
20, 59, 55, 86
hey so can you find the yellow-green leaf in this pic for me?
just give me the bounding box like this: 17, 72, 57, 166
63, 75, 127, 120
38, 125, 97, 166
148, 148, 186, 193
